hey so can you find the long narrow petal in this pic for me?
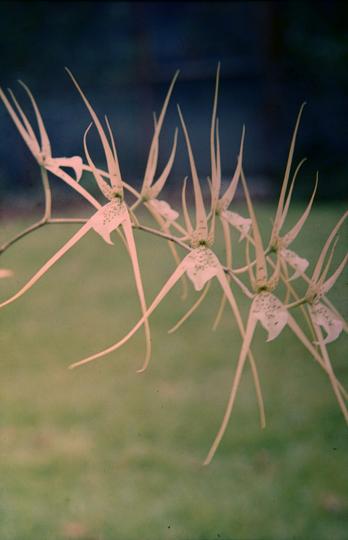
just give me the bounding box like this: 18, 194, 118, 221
204, 311, 257, 465
287, 313, 348, 400
178, 106, 208, 238
210, 63, 221, 202
310, 312, 348, 423
168, 281, 211, 334
65, 68, 123, 192
46, 164, 101, 209
181, 177, 193, 235
217, 270, 266, 430
282, 173, 318, 247
320, 253, 348, 297
144, 201, 188, 299
272, 103, 306, 236
0, 221, 93, 309
121, 218, 152, 373
18, 80, 51, 157
83, 123, 114, 199
69, 258, 188, 369
0, 86, 39, 156
212, 217, 232, 331
7, 88, 40, 153
311, 211, 348, 284
277, 158, 307, 234
150, 128, 178, 199
142, 71, 179, 190
241, 168, 267, 285
219, 125, 245, 211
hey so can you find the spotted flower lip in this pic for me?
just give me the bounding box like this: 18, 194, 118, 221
90, 199, 129, 245
185, 247, 220, 291
251, 291, 288, 342
311, 302, 344, 345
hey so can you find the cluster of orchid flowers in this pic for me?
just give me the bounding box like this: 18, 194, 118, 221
0, 66, 347, 464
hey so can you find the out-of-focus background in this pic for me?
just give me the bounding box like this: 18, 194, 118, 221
0, 3, 347, 540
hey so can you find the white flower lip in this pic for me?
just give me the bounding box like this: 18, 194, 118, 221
251, 292, 288, 342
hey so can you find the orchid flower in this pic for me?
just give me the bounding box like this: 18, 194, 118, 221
305, 211, 347, 345
69, 104, 266, 435
0, 83, 99, 209
203, 168, 347, 464
0, 72, 154, 373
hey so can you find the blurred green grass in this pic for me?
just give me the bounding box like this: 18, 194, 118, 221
0, 204, 347, 540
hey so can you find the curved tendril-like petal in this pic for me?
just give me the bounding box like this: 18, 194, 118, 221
241, 168, 267, 285
310, 312, 348, 423
0, 86, 39, 156
216, 270, 266, 430
181, 177, 193, 236
91, 199, 128, 245
0, 221, 93, 309
204, 312, 257, 465
0, 269, 13, 279
6, 88, 40, 152
121, 218, 151, 374
272, 102, 306, 237
277, 158, 307, 234
185, 247, 220, 291
147, 199, 179, 223
251, 292, 288, 342
281, 248, 309, 281
168, 281, 211, 334
65, 68, 123, 192
212, 217, 231, 331
142, 71, 179, 191
210, 63, 221, 204
286, 313, 348, 401
311, 211, 348, 285
144, 202, 188, 300
17, 80, 51, 157
320, 253, 348, 297
69, 258, 188, 370
177, 106, 208, 238
219, 125, 245, 211
221, 210, 251, 241
104, 115, 122, 187
311, 303, 344, 345
46, 163, 101, 210
150, 129, 178, 199
282, 173, 318, 247
83, 123, 116, 200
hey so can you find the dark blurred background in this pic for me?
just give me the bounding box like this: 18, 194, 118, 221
0, 1, 347, 206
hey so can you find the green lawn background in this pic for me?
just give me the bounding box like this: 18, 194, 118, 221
0, 204, 347, 540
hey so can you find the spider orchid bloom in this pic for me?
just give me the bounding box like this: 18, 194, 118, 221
0, 72, 153, 373
266, 102, 315, 281
0, 83, 95, 207
208, 64, 251, 242
305, 211, 347, 345
69, 106, 266, 437
0, 269, 13, 279
136, 71, 180, 223
204, 176, 348, 463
